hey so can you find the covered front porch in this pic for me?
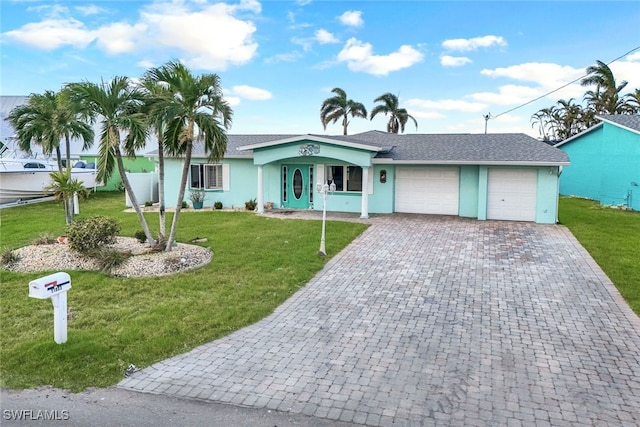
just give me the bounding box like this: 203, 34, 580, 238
237, 136, 382, 219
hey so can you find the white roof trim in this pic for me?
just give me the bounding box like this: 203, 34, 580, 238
372, 159, 570, 166
595, 115, 640, 136
236, 134, 382, 152
553, 122, 604, 148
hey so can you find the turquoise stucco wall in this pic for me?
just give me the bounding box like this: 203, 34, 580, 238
559, 123, 639, 210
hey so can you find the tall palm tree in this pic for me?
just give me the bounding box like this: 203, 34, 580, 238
320, 88, 368, 135
624, 88, 640, 114
67, 77, 156, 245
143, 60, 232, 252
6, 90, 94, 171
581, 60, 628, 114
369, 92, 418, 133
6, 89, 94, 223
139, 77, 170, 243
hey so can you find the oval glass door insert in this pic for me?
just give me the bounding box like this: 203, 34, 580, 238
293, 168, 303, 199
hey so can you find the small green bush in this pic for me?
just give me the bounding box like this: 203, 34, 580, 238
214, 201, 223, 210
134, 230, 147, 243
181, 201, 188, 209
87, 248, 131, 274
66, 216, 121, 253
144, 200, 153, 207
1, 249, 20, 267
33, 233, 57, 245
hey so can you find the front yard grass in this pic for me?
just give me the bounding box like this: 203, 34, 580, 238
0, 192, 367, 391
559, 197, 640, 316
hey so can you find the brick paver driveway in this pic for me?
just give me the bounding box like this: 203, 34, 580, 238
119, 215, 640, 426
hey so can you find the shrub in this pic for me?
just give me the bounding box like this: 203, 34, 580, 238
144, 200, 153, 207
87, 247, 131, 274
245, 198, 257, 211
1, 249, 20, 267
33, 233, 57, 245
66, 216, 121, 253
214, 201, 223, 210
134, 230, 147, 243
181, 201, 188, 209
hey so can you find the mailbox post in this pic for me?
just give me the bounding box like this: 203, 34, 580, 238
29, 272, 71, 344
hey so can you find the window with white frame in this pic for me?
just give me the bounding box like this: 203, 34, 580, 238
190, 164, 223, 190
326, 165, 363, 192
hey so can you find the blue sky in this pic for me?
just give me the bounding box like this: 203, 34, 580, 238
1, 0, 639, 139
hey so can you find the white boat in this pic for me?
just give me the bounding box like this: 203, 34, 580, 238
0, 156, 99, 205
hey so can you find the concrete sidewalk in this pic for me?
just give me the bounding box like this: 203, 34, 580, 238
118, 215, 640, 426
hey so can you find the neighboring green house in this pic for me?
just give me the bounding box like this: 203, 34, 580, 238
79, 155, 156, 191
155, 132, 569, 224
555, 115, 640, 211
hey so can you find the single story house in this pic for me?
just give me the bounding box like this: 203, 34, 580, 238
158, 131, 570, 224
555, 115, 640, 211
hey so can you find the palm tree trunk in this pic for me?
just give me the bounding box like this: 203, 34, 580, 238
115, 146, 156, 246
165, 140, 192, 252
157, 131, 166, 242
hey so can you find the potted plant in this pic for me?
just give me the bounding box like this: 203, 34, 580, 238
189, 189, 206, 209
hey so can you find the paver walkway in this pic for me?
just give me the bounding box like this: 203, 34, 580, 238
119, 215, 640, 426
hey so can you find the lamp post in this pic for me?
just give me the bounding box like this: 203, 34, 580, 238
317, 181, 336, 256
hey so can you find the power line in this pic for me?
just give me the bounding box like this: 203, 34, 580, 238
487, 45, 640, 121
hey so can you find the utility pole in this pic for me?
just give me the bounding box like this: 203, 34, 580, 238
483, 113, 492, 134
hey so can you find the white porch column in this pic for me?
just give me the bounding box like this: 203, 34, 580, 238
360, 166, 369, 219
257, 165, 264, 214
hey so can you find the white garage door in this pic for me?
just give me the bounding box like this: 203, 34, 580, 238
395, 167, 459, 215
487, 169, 537, 221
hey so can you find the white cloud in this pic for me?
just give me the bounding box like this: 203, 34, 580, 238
626, 51, 640, 62
610, 60, 640, 91
2, 18, 94, 50
339, 11, 363, 28
265, 51, 303, 64
406, 98, 487, 113
440, 55, 471, 67
230, 85, 272, 100
481, 62, 583, 87
75, 4, 108, 16
315, 29, 339, 44
95, 22, 146, 55
224, 96, 242, 107
469, 84, 543, 106
2, 1, 260, 71
137, 60, 155, 69
336, 38, 423, 76
442, 35, 506, 52
139, 1, 259, 70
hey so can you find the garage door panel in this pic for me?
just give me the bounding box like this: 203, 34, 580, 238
487, 169, 537, 221
395, 167, 459, 215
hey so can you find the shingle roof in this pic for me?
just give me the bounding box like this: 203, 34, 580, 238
597, 114, 640, 133
182, 130, 569, 164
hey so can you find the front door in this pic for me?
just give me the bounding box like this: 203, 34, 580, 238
283, 165, 312, 208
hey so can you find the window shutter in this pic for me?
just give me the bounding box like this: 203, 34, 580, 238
316, 164, 325, 185
222, 164, 230, 191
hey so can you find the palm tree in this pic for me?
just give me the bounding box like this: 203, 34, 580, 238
67, 77, 156, 246
581, 60, 628, 114
46, 170, 90, 225
139, 78, 170, 243
6, 90, 94, 171
6, 89, 94, 222
320, 88, 368, 135
624, 88, 640, 114
370, 92, 418, 133
143, 60, 232, 252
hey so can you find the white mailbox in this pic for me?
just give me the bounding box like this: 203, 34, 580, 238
28, 272, 71, 344
29, 272, 71, 299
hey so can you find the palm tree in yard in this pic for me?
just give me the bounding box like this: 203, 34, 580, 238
67, 77, 156, 245
143, 60, 232, 252
6, 89, 94, 222
624, 88, 640, 114
139, 78, 170, 243
370, 92, 418, 133
581, 60, 628, 114
320, 88, 368, 135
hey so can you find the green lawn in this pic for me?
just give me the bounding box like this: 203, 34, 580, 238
559, 197, 640, 316
0, 192, 367, 391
